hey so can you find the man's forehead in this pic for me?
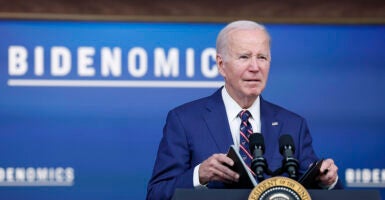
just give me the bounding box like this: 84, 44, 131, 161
228, 30, 269, 45
228, 29, 269, 43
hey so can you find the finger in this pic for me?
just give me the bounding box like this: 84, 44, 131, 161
320, 164, 336, 179
215, 162, 240, 181
200, 154, 238, 183
320, 175, 335, 186
212, 167, 238, 183
209, 155, 239, 181
199, 155, 225, 184
214, 154, 235, 166
209, 154, 238, 178
202, 162, 237, 183
319, 165, 338, 185
320, 158, 334, 173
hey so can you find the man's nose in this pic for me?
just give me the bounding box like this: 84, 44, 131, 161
248, 57, 260, 71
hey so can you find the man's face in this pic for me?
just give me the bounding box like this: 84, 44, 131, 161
217, 28, 271, 105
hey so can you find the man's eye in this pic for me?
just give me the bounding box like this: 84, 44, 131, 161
258, 55, 267, 60
239, 55, 249, 59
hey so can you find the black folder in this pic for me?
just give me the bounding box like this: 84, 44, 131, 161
298, 159, 324, 189
225, 145, 257, 188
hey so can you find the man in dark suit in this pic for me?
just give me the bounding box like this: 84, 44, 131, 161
147, 20, 340, 200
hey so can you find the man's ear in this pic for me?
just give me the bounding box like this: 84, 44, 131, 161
216, 54, 226, 77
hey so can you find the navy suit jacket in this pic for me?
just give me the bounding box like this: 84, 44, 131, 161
147, 88, 338, 200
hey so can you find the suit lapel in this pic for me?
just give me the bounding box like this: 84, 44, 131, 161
203, 89, 233, 153
260, 97, 282, 156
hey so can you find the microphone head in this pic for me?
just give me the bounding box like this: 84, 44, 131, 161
279, 134, 296, 154
249, 133, 265, 154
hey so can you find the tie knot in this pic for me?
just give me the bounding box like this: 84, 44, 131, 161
239, 110, 252, 121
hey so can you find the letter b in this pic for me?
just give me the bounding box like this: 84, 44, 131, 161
9, 46, 28, 76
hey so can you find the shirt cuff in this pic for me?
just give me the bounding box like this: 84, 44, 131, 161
193, 164, 208, 189
327, 175, 339, 190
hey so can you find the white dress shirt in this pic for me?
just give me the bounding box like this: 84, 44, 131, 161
221, 87, 261, 149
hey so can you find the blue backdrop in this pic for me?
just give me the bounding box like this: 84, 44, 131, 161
0, 20, 384, 199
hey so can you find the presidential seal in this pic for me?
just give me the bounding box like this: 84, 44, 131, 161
248, 176, 311, 200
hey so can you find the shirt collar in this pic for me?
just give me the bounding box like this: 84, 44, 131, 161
221, 87, 260, 122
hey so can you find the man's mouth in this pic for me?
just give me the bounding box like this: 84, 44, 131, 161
244, 79, 260, 82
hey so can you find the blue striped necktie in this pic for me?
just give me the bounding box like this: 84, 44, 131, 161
239, 110, 253, 167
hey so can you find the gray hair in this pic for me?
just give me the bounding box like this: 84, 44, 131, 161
216, 20, 270, 56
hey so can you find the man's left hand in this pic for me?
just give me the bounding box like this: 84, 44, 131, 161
318, 158, 338, 186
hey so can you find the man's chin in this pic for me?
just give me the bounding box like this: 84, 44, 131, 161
244, 87, 263, 96
244, 91, 261, 98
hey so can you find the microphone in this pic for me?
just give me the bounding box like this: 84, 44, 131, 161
249, 133, 268, 182
279, 134, 299, 180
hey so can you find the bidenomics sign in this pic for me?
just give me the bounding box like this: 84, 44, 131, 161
4, 21, 224, 88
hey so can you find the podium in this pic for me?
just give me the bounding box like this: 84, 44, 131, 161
172, 189, 381, 200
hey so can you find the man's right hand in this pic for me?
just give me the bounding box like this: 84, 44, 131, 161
198, 153, 240, 185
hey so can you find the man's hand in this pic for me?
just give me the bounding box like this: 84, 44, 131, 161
319, 158, 338, 186
198, 153, 240, 185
